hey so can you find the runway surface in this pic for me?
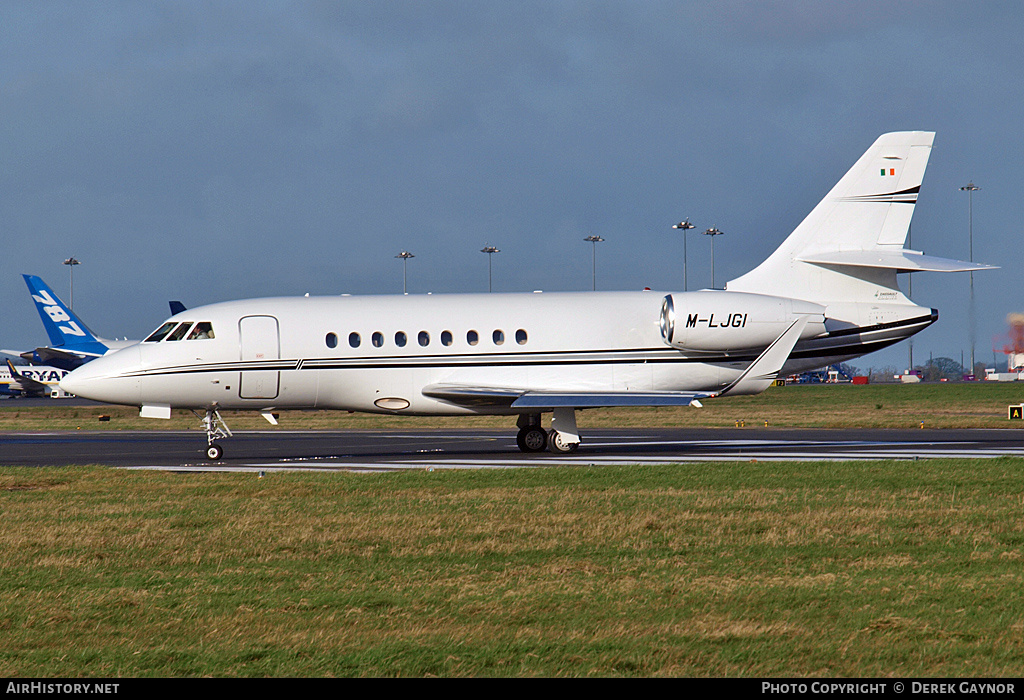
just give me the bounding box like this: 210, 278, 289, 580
3, 427, 1024, 472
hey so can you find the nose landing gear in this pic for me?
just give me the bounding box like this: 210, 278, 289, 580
194, 406, 233, 460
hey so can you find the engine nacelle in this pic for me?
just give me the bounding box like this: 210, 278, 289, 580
660, 291, 826, 352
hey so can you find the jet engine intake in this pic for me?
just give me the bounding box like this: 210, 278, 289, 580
660, 291, 826, 352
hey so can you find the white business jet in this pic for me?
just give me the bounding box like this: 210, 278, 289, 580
60, 132, 993, 460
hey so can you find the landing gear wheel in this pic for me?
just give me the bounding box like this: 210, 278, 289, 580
548, 430, 580, 453
517, 426, 548, 453
195, 406, 232, 461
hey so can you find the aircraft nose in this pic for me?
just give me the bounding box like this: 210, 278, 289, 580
59, 345, 141, 406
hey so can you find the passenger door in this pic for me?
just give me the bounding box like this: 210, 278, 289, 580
239, 315, 280, 400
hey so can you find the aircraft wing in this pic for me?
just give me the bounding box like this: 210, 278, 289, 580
715, 315, 809, 396
422, 315, 809, 410
422, 384, 710, 409
4, 360, 47, 395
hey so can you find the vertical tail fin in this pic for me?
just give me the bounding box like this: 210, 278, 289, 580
727, 131, 935, 303
22, 274, 102, 348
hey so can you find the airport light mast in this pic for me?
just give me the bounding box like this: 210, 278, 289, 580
672, 219, 695, 291
703, 227, 724, 289
63, 257, 80, 310
480, 246, 500, 292
395, 250, 414, 294
583, 235, 604, 291
960, 181, 980, 375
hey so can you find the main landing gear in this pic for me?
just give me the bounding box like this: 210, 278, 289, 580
515, 408, 580, 454
194, 405, 233, 460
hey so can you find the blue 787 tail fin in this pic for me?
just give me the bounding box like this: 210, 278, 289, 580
22, 275, 107, 356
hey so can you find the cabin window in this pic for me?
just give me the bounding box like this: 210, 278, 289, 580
326, 333, 338, 349
441, 330, 453, 346
492, 329, 504, 345
349, 332, 361, 348
144, 321, 178, 342
372, 331, 384, 348
187, 322, 215, 340
166, 323, 193, 342
516, 329, 528, 345
395, 331, 407, 347
467, 330, 479, 346
418, 331, 430, 347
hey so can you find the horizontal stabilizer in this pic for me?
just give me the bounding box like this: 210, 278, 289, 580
20, 346, 96, 370
800, 249, 997, 273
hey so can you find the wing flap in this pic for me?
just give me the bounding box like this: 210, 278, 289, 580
422, 384, 709, 409
512, 391, 709, 408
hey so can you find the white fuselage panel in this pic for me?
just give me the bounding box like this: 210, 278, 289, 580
60, 290, 933, 415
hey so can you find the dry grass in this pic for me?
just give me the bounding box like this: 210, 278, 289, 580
2, 460, 1024, 676
3, 381, 1024, 432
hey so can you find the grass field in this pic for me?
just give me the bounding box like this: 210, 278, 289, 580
2, 382, 1024, 677
3, 381, 1024, 432
1, 460, 1023, 677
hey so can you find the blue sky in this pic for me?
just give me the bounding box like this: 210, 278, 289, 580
2, 1, 1022, 373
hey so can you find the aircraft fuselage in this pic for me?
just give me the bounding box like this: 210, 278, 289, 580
60, 290, 933, 415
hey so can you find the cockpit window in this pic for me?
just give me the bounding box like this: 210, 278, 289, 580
144, 321, 178, 343
165, 323, 193, 341
187, 322, 215, 340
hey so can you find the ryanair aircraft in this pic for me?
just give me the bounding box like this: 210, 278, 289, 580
60, 132, 992, 459
2, 359, 70, 398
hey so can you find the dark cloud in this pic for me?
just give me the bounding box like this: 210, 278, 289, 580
1, 1, 1020, 372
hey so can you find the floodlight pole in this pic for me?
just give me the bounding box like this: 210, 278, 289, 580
703, 228, 724, 289
584, 235, 604, 291
395, 250, 414, 294
480, 246, 500, 292
673, 220, 695, 291
63, 257, 80, 310
961, 182, 979, 374
907, 224, 913, 373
